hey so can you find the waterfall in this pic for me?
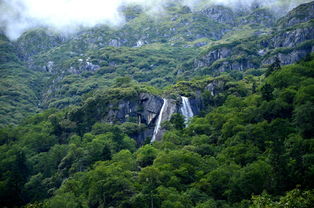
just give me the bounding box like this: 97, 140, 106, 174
181, 96, 194, 124
151, 98, 168, 143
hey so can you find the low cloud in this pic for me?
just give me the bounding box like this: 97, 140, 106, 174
0, 0, 311, 40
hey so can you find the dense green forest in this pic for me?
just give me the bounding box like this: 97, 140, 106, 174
0, 34, 49, 126
1, 55, 313, 207
1, 1, 314, 208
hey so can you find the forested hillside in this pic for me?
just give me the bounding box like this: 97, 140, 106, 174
0, 1, 313, 208
1, 54, 313, 208
1, 1, 314, 126
0, 34, 48, 126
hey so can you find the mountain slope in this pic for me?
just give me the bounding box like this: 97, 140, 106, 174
194, 1, 314, 75
0, 54, 313, 208
3, 2, 310, 125
0, 34, 48, 127
0, 1, 314, 207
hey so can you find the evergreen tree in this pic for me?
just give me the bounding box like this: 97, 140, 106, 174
261, 83, 274, 101
266, 57, 281, 77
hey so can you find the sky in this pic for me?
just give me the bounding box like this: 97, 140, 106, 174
0, 0, 311, 40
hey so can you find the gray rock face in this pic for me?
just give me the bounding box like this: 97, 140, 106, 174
269, 26, 314, 48
277, 51, 308, 65
200, 5, 235, 25
139, 93, 164, 126
99, 93, 164, 144
189, 97, 202, 116
262, 47, 314, 66
102, 93, 185, 144
196, 15, 314, 73
135, 40, 145, 47
215, 59, 258, 72
196, 44, 258, 72
45, 61, 54, 73
153, 98, 177, 142
205, 79, 226, 96
240, 8, 276, 26
108, 39, 121, 47
117, 101, 137, 122
41, 57, 101, 74
104, 93, 163, 126
196, 47, 232, 68
205, 82, 216, 97
67, 59, 100, 74
194, 41, 208, 47
278, 1, 314, 28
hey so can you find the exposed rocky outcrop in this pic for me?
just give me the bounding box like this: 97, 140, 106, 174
262, 46, 314, 66
139, 93, 164, 126
98, 93, 204, 143
200, 5, 235, 25
95, 93, 165, 144
152, 98, 178, 142
30, 57, 101, 74
105, 100, 137, 123
195, 9, 314, 74
278, 1, 314, 28
16, 29, 65, 61
4, 1, 314, 131
195, 47, 232, 68
268, 24, 314, 48
104, 93, 163, 126
205, 79, 226, 97
68, 59, 100, 74
213, 59, 258, 73
195, 44, 260, 73
108, 39, 122, 47
239, 8, 276, 26
189, 97, 202, 116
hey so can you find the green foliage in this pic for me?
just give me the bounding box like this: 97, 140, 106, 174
261, 83, 274, 101
1, 1, 314, 207
1, 54, 313, 208
250, 188, 314, 208
0, 34, 48, 127
265, 57, 281, 77
136, 145, 158, 167
169, 113, 186, 130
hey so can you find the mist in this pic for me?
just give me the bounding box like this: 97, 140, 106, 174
0, 0, 311, 40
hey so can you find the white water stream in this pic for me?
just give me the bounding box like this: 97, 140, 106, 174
151, 98, 168, 143
180, 96, 194, 124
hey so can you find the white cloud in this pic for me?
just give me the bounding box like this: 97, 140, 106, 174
0, 0, 126, 40
0, 0, 311, 40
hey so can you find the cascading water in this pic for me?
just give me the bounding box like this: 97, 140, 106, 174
151, 98, 168, 143
181, 96, 194, 124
